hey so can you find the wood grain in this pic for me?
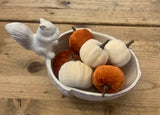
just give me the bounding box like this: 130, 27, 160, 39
0, 0, 159, 26
0, 97, 160, 115
0, 22, 160, 114
0, 0, 160, 114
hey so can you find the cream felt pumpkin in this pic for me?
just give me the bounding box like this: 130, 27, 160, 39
58, 52, 93, 89
104, 39, 134, 67
80, 39, 109, 68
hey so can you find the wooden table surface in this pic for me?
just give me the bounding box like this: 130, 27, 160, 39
0, 0, 160, 115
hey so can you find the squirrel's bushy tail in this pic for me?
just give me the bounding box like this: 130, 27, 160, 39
5, 22, 33, 49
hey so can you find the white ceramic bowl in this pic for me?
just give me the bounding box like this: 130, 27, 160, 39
46, 29, 142, 101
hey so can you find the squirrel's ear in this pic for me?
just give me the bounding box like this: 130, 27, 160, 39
40, 18, 46, 23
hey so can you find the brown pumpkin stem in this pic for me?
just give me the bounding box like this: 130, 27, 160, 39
102, 85, 110, 97
71, 51, 76, 61
72, 26, 76, 31
100, 40, 110, 49
126, 40, 134, 48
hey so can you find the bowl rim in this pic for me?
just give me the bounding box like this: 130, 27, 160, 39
45, 29, 142, 98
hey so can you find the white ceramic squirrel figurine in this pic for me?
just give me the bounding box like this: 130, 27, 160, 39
5, 18, 60, 59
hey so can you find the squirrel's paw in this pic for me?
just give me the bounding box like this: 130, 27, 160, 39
52, 40, 58, 45
47, 52, 55, 59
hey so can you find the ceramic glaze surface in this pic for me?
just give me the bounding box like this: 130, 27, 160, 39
5, 18, 60, 59
46, 29, 142, 101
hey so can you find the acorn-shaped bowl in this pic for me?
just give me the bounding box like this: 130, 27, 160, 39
46, 29, 142, 101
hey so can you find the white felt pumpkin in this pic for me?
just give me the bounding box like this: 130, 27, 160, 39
58, 60, 93, 89
80, 39, 109, 68
104, 39, 133, 67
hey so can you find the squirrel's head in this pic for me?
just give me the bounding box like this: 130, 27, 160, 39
39, 18, 57, 37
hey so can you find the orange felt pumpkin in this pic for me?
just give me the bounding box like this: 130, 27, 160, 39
69, 27, 94, 53
52, 49, 80, 77
92, 65, 125, 96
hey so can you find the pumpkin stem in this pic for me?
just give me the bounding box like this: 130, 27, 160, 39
100, 40, 110, 49
72, 26, 76, 31
71, 51, 76, 61
126, 40, 134, 48
102, 85, 110, 97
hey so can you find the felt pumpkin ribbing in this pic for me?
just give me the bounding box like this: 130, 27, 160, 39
52, 49, 80, 77
92, 65, 125, 96
69, 28, 94, 53
58, 52, 93, 89
80, 39, 109, 68
104, 40, 134, 67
